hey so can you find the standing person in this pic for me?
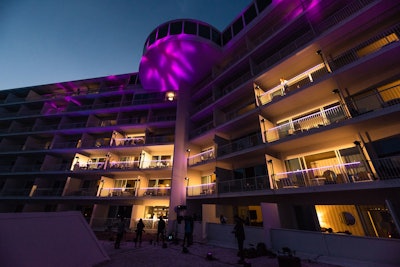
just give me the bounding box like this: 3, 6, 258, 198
156, 216, 166, 245
114, 217, 125, 249
182, 215, 194, 248
134, 218, 145, 247
220, 214, 227, 224
232, 215, 246, 264
280, 77, 288, 94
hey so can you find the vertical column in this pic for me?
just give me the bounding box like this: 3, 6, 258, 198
167, 86, 190, 233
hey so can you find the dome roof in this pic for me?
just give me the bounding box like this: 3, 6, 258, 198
139, 19, 223, 91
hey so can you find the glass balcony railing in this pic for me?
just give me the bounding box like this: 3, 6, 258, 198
74, 159, 172, 171
138, 187, 171, 197
271, 157, 400, 190
217, 176, 269, 194
31, 188, 64, 196
217, 133, 263, 157
188, 149, 215, 166
98, 187, 138, 197
187, 182, 216, 196
264, 104, 348, 142
257, 63, 327, 106
272, 162, 369, 189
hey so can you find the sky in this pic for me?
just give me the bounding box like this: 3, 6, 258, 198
0, 0, 251, 91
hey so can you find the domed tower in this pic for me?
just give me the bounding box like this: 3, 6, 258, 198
138, 20, 223, 228
139, 19, 223, 91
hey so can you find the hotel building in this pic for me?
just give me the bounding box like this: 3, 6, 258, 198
1, 0, 400, 262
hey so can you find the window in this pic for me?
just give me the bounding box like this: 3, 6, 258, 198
157, 24, 169, 39
222, 27, 232, 45
211, 29, 221, 46
148, 30, 157, 46
170, 21, 183, 35
184, 21, 197, 35
244, 4, 257, 25
232, 17, 244, 36
256, 0, 272, 12
199, 24, 211, 39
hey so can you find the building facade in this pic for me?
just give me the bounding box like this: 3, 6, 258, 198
1, 0, 400, 246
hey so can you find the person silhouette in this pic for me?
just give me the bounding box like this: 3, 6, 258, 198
134, 218, 145, 247
156, 216, 166, 245
232, 215, 246, 264
114, 217, 125, 249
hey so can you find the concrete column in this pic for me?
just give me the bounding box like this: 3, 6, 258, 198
261, 202, 280, 248
167, 86, 190, 233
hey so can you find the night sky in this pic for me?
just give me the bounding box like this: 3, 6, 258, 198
0, 0, 251, 90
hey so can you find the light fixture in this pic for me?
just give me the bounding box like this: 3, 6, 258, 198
165, 91, 175, 101
332, 89, 340, 94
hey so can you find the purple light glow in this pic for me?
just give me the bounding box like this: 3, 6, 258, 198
65, 96, 82, 106
139, 34, 222, 91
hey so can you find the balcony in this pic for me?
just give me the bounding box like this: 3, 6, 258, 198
138, 186, 171, 197
187, 182, 216, 196
75, 159, 172, 171
99, 187, 138, 197
217, 176, 268, 194
271, 157, 400, 190
256, 63, 328, 106
217, 133, 263, 157
264, 104, 348, 142
188, 149, 215, 166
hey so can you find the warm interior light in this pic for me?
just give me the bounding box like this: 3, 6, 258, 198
166, 91, 175, 101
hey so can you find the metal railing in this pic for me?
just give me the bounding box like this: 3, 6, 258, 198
137, 187, 171, 197
315, 0, 376, 34
98, 187, 138, 197
189, 121, 214, 139
257, 63, 326, 106
217, 176, 269, 194
188, 149, 215, 166
75, 159, 172, 171
217, 132, 263, 157
271, 156, 400, 189
265, 104, 348, 142
187, 182, 216, 196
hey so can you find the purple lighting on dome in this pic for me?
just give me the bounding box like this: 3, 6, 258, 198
107, 75, 116, 80
139, 33, 222, 91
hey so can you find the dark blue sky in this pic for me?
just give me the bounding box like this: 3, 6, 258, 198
0, 0, 251, 90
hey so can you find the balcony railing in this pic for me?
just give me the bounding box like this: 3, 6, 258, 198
187, 182, 216, 196
218, 176, 269, 194
217, 132, 263, 157
271, 157, 400, 190
31, 188, 64, 196
188, 149, 215, 166
98, 187, 138, 197
138, 187, 171, 197
272, 162, 369, 189
76, 159, 172, 171
257, 63, 326, 106
189, 121, 214, 139
265, 104, 348, 142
